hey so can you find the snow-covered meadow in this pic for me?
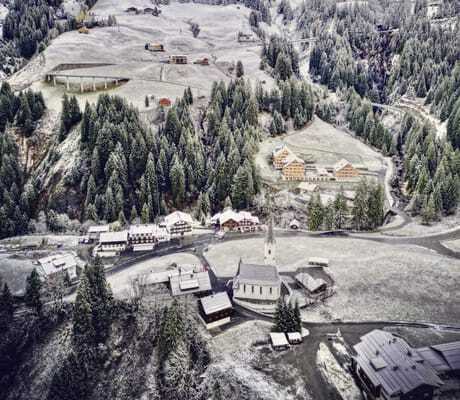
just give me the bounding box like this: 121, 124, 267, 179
206, 235, 460, 324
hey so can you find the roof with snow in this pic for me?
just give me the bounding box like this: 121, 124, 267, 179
129, 224, 168, 236
353, 330, 443, 397
270, 332, 289, 347
164, 211, 193, 226
200, 292, 232, 315
169, 270, 211, 296
216, 209, 260, 225
88, 225, 110, 233
334, 158, 353, 172
297, 182, 319, 191
283, 153, 305, 166
99, 230, 128, 244
272, 145, 293, 157
295, 273, 327, 293
236, 261, 280, 286
38, 253, 78, 277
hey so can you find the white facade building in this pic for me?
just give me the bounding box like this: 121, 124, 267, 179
128, 224, 170, 251
232, 261, 281, 302
164, 211, 193, 237
37, 253, 79, 282
98, 231, 128, 254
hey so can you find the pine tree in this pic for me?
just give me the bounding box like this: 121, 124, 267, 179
86, 257, 113, 343
236, 60, 244, 78
158, 300, 185, 360
0, 283, 14, 330
307, 193, 323, 231
141, 203, 150, 223
72, 270, 95, 355
170, 157, 186, 208
25, 268, 42, 315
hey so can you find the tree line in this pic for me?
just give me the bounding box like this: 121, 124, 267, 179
307, 180, 385, 231
400, 114, 460, 222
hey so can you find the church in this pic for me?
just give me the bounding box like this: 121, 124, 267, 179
232, 218, 282, 311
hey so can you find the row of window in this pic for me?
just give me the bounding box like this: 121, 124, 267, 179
243, 284, 274, 295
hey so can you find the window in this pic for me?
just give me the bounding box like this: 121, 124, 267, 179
260, 287, 262, 295
270, 287, 272, 295
252, 285, 254, 293
243, 284, 246, 293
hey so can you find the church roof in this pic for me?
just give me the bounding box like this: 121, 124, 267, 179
237, 262, 280, 285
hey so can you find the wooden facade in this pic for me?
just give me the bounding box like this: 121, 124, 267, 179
272, 146, 293, 169
334, 159, 360, 180
282, 157, 305, 181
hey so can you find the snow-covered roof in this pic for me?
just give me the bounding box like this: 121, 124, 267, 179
316, 167, 330, 175
164, 211, 193, 226
169, 271, 211, 296
216, 209, 259, 225
129, 224, 168, 235
283, 153, 305, 166
270, 332, 289, 347
354, 330, 443, 396
88, 225, 110, 233
287, 332, 302, 342
272, 145, 293, 158
200, 292, 232, 315
295, 273, 327, 293
237, 262, 280, 285
297, 182, 319, 191
334, 158, 353, 172
99, 230, 128, 243
38, 253, 78, 277
308, 257, 329, 266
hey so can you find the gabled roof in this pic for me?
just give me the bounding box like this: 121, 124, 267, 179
295, 272, 327, 293
169, 270, 211, 296
353, 330, 443, 396
418, 341, 460, 373
270, 332, 289, 347
88, 225, 110, 233
283, 153, 305, 167
236, 261, 280, 285
272, 145, 293, 158
334, 158, 353, 172
214, 209, 259, 225
165, 211, 193, 226
38, 253, 78, 277
200, 292, 232, 315
99, 230, 128, 243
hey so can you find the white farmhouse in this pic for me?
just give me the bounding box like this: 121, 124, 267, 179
128, 224, 170, 251
37, 253, 80, 282
164, 211, 193, 237
98, 230, 128, 255
87, 224, 110, 241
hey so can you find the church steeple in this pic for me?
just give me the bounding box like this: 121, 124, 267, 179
264, 215, 276, 266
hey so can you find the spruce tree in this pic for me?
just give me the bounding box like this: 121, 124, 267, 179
25, 268, 42, 315
0, 283, 14, 330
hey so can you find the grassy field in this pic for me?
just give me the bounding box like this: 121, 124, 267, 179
206, 235, 460, 324
9, 1, 274, 112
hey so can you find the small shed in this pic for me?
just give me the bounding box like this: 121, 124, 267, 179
270, 332, 289, 350
308, 257, 329, 267
287, 332, 303, 345
295, 272, 327, 295
199, 292, 233, 329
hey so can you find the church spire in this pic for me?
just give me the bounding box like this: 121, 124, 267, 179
264, 198, 276, 266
